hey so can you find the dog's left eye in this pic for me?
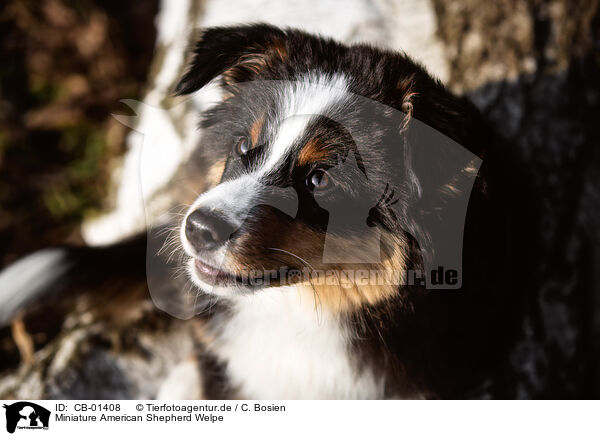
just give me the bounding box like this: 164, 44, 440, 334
306, 169, 331, 191
235, 136, 251, 155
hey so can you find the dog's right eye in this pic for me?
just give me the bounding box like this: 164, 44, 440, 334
306, 169, 331, 191
234, 136, 251, 155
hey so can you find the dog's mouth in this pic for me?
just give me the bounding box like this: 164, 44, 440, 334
191, 257, 245, 287
189, 254, 303, 291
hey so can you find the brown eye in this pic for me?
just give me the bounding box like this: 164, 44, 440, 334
235, 136, 251, 155
306, 169, 330, 191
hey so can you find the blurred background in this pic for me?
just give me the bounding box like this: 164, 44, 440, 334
0, 0, 599, 399
0, 0, 158, 264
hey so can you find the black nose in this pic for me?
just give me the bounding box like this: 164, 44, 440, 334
185, 209, 235, 251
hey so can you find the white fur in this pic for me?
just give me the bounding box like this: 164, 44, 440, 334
261, 74, 350, 175
188, 175, 260, 226
208, 287, 384, 399
157, 359, 203, 400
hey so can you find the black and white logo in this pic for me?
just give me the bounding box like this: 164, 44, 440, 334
2, 402, 50, 434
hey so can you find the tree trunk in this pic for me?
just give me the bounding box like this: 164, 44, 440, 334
432, 0, 600, 397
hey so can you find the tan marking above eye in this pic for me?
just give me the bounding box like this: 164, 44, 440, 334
298, 137, 333, 166
249, 114, 265, 146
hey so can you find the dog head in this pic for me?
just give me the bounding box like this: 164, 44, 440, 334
174, 24, 485, 311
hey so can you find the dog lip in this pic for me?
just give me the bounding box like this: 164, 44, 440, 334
193, 258, 240, 286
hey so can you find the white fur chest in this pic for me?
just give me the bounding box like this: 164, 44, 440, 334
208, 287, 383, 399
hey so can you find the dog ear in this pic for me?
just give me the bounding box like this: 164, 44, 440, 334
387, 70, 488, 287
391, 64, 485, 159
384, 60, 487, 193
174, 24, 288, 95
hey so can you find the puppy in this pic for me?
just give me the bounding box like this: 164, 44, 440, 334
0, 24, 530, 399
164, 24, 526, 399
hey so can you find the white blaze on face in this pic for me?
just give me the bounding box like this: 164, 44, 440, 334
259, 73, 350, 177
180, 175, 261, 265
189, 175, 261, 228
185, 73, 350, 232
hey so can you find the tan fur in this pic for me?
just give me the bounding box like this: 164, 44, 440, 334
398, 75, 417, 131
297, 137, 334, 166
223, 40, 287, 86
249, 114, 265, 146
225, 215, 408, 314
297, 233, 408, 313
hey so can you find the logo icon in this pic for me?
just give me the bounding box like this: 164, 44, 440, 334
2, 402, 50, 434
